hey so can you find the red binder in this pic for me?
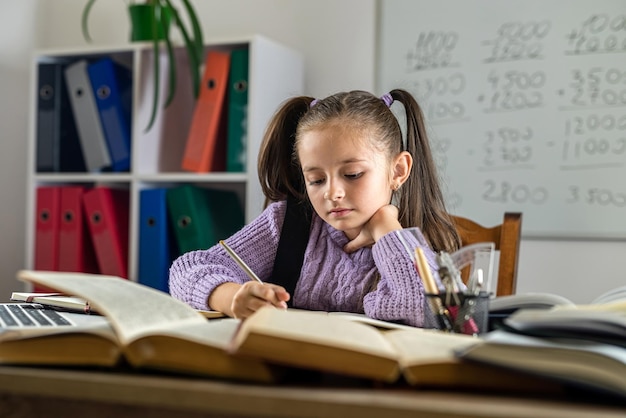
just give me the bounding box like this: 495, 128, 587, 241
34, 187, 61, 271
33, 187, 61, 292
57, 186, 99, 274
181, 51, 230, 173
82, 187, 129, 278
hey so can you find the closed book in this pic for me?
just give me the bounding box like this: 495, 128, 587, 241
64, 59, 111, 172
82, 187, 129, 278
138, 188, 173, 292
181, 51, 230, 173
36, 62, 85, 173
10, 292, 95, 315
226, 48, 249, 172
87, 57, 133, 172
166, 185, 244, 255
57, 186, 99, 274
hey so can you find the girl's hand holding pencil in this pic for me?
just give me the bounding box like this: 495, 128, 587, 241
219, 241, 290, 319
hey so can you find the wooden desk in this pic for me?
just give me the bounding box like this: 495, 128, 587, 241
0, 366, 623, 418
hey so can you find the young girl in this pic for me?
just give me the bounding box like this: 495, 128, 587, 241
169, 89, 461, 327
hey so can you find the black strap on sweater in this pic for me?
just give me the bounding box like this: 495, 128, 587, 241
271, 196, 312, 306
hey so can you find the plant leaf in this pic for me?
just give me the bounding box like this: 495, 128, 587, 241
163, 0, 202, 99
81, 0, 98, 42
144, 3, 163, 133
161, 20, 177, 108
180, 0, 204, 63
145, 37, 160, 133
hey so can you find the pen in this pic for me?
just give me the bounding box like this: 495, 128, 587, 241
219, 240, 264, 284
414, 247, 453, 332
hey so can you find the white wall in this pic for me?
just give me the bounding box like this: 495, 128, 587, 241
0, 0, 40, 301
0, 0, 623, 303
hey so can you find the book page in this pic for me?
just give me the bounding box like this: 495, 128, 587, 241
489, 292, 575, 312
326, 311, 417, 331
131, 318, 241, 350
384, 328, 480, 367
591, 286, 626, 305
17, 270, 207, 345
232, 307, 399, 358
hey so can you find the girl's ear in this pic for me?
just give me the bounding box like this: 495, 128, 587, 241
392, 151, 412, 187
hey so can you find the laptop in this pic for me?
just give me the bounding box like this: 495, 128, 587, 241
0, 302, 112, 341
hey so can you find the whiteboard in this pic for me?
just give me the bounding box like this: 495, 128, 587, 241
377, 0, 626, 239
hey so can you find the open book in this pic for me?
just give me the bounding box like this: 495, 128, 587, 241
227, 306, 559, 391
6, 270, 557, 392
7, 270, 274, 382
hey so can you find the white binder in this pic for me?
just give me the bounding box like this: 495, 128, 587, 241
64, 60, 111, 172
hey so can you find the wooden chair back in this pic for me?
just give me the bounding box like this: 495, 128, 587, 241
451, 213, 522, 296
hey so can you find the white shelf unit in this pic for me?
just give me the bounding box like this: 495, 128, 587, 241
25, 35, 304, 283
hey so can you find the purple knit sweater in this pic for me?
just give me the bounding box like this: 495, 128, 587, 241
169, 200, 440, 327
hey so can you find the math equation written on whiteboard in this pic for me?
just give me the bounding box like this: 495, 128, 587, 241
378, 0, 626, 238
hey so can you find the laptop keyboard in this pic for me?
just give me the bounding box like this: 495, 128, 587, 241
0, 304, 73, 327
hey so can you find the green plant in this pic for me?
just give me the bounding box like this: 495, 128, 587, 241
82, 0, 204, 131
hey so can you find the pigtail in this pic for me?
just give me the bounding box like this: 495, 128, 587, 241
391, 89, 461, 253
258, 96, 314, 206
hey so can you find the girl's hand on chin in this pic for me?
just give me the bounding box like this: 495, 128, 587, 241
343, 205, 402, 253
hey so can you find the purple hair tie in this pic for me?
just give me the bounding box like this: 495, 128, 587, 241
310, 99, 318, 108
381, 93, 394, 107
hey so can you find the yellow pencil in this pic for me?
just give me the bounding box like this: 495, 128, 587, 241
414, 247, 453, 331
219, 240, 263, 284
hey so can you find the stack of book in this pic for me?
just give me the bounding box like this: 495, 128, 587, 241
463, 287, 626, 400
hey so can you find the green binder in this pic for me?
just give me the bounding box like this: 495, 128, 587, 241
166, 185, 244, 255
226, 48, 249, 172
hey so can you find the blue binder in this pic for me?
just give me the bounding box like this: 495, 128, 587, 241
87, 57, 133, 172
138, 188, 173, 292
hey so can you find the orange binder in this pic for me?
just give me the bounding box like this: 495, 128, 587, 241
33, 187, 61, 292
181, 51, 230, 172
57, 186, 99, 274
82, 187, 129, 278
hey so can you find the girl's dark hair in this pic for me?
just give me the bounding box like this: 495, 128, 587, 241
257, 89, 461, 253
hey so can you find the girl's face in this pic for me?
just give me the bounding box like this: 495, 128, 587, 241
298, 124, 394, 240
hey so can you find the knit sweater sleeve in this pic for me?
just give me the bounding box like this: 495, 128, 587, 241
362, 230, 441, 328
168, 201, 286, 310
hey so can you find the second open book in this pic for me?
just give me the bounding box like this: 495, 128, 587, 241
4, 270, 554, 391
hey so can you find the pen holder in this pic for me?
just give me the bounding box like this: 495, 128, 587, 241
426, 291, 490, 335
